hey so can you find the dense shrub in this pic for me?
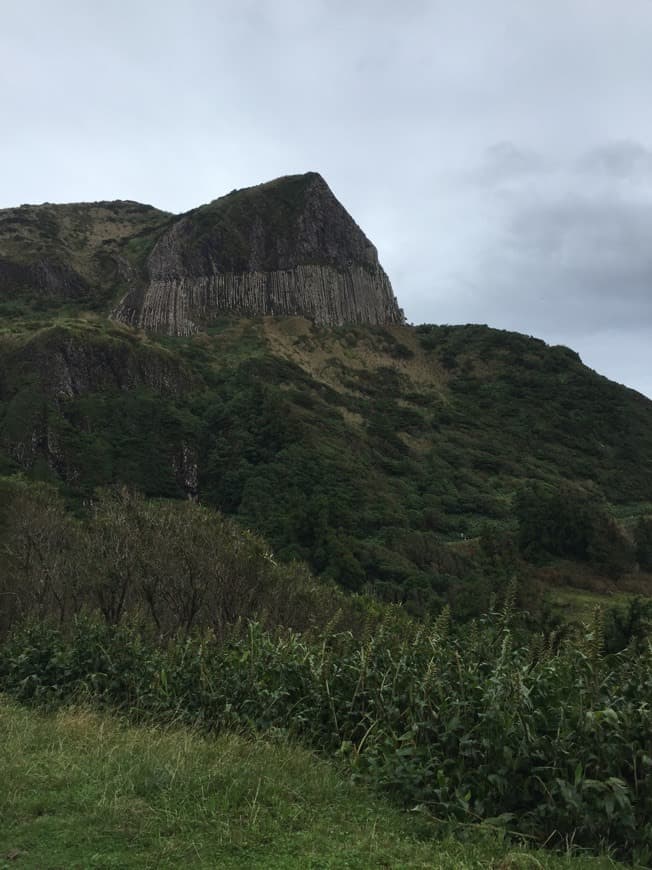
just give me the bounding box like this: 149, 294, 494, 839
1, 607, 651, 862
603, 596, 652, 653
0, 480, 373, 640
635, 517, 652, 572
0, 476, 541, 626
5, 319, 652, 607
515, 483, 635, 577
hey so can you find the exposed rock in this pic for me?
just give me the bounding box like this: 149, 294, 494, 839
119, 265, 399, 336
173, 443, 199, 500
0, 255, 87, 299
0, 175, 403, 331
1, 327, 190, 402
113, 173, 404, 334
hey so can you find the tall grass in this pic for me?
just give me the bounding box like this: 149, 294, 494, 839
0, 697, 622, 869
2, 605, 650, 862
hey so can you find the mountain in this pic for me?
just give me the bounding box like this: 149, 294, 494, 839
1, 174, 651, 614
0, 173, 403, 332
3, 175, 652, 869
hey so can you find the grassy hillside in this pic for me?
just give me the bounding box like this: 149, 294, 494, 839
1, 314, 650, 614
3, 186, 651, 867
0, 697, 624, 869
0, 201, 171, 317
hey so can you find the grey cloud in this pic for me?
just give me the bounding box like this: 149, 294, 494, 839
422, 141, 652, 399
507, 195, 652, 283
469, 190, 652, 331
577, 141, 652, 179
472, 143, 549, 186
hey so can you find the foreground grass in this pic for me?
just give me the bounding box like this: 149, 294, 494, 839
0, 697, 623, 870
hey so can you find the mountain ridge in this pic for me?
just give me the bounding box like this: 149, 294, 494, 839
0, 173, 651, 611
0, 173, 404, 332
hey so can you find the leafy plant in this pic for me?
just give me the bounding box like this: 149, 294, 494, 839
2, 601, 651, 861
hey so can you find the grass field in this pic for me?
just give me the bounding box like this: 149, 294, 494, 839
0, 697, 626, 869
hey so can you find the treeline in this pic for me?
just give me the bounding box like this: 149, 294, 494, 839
3, 324, 651, 614
0, 475, 533, 630
1, 477, 650, 648
0, 479, 379, 641
515, 482, 652, 578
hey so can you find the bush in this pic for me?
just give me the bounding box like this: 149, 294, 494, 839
0, 481, 371, 641
515, 483, 635, 577
2, 605, 652, 862
634, 517, 652, 571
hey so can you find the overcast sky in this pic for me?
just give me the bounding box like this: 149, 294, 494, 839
2, 0, 651, 397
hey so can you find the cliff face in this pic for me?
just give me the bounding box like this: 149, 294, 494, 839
0, 327, 191, 402
113, 173, 404, 334
0, 325, 198, 495
0, 174, 403, 332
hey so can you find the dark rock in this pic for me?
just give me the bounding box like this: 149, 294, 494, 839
113, 173, 404, 334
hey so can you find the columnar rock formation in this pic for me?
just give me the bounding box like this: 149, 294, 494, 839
0, 173, 404, 333
112, 172, 404, 334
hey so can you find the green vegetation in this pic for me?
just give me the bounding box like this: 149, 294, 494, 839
187, 174, 324, 272
2, 481, 651, 861
1, 317, 651, 618
515, 483, 635, 578
0, 480, 373, 639
3, 183, 652, 868
2, 185, 652, 613
0, 200, 171, 318
634, 518, 652, 571
2, 604, 650, 864
0, 698, 623, 870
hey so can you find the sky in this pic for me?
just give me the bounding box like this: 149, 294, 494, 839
2, 0, 651, 397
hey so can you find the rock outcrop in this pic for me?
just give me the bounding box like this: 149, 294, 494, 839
0, 325, 198, 495
1, 327, 191, 402
113, 173, 404, 334
0, 174, 404, 333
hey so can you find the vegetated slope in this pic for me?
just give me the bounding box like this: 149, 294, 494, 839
1, 482, 650, 861
1, 313, 651, 613
0, 199, 171, 317
0, 320, 198, 494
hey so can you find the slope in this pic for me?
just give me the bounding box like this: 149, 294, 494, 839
0, 200, 171, 317
0, 697, 621, 870
1, 314, 650, 614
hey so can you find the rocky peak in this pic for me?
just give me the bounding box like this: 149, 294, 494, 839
113, 173, 404, 334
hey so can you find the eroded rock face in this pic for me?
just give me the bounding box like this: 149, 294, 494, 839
0, 326, 198, 495
2, 328, 190, 402
113, 173, 403, 334
0, 255, 87, 299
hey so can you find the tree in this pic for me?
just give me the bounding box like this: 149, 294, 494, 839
515, 482, 634, 578
634, 517, 652, 572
